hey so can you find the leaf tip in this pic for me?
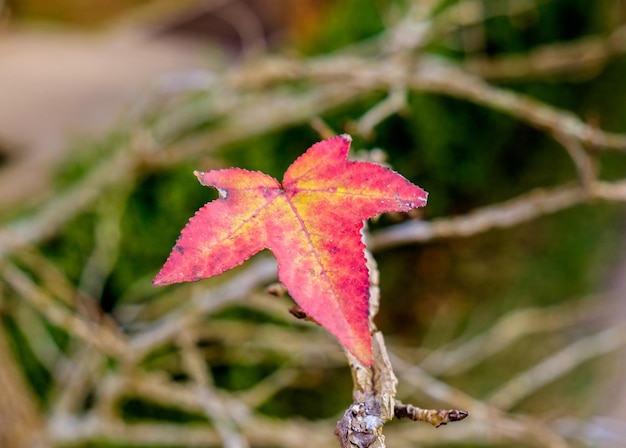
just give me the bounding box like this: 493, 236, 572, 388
338, 133, 352, 143
151, 274, 167, 287
152, 263, 180, 287
193, 170, 205, 183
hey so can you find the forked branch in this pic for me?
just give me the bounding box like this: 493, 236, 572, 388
335, 250, 468, 447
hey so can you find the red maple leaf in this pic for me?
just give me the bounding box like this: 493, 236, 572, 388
153, 135, 427, 365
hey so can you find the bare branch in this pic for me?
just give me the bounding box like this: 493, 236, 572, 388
394, 401, 468, 428
370, 179, 626, 250
1, 262, 131, 361
419, 300, 598, 376
408, 60, 626, 151
178, 329, 249, 448
352, 86, 407, 138
130, 255, 277, 359
391, 356, 570, 448
465, 25, 626, 81
487, 323, 626, 410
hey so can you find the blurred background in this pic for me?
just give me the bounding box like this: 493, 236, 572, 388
1, 0, 626, 446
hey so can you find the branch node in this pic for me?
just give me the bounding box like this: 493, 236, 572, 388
288, 305, 319, 324
335, 397, 383, 448
265, 282, 287, 297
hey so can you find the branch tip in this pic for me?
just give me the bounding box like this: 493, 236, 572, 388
394, 402, 469, 428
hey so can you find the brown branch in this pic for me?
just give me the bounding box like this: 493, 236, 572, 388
2, 43, 626, 261
554, 133, 598, 189
0, 325, 47, 447
394, 401, 468, 428
487, 323, 626, 410
419, 300, 598, 376
464, 25, 626, 81
130, 255, 277, 359
391, 357, 570, 448
1, 262, 131, 361
407, 60, 626, 151
336, 251, 398, 448
369, 180, 626, 251
227, 54, 626, 152
336, 250, 468, 447
0, 148, 137, 259
178, 329, 249, 448
369, 183, 583, 250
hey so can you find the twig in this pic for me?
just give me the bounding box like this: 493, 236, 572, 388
49, 347, 105, 418
391, 357, 570, 448
1, 262, 131, 361
487, 323, 626, 410
336, 250, 398, 448
419, 300, 596, 376
554, 133, 598, 189
394, 401, 468, 428
391, 355, 491, 418
14, 304, 65, 370
178, 329, 249, 448
79, 184, 134, 300
234, 367, 300, 408
224, 54, 626, 152
50, 414, 337, 447
369, 180, 626, 250
353, 86, 407, 138
336, 250, 468, 447
464, 25, 626, 80
408, 59, 626, 151
130, 255, 277, 359
74, 370, 335, 447
0, 148, 137, 258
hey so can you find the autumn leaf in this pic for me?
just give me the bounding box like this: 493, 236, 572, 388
153, 135, 427, 365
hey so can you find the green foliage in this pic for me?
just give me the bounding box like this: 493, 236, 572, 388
121, 398, 206, 423
258, 367, 352, 419
293, 0, 390, 55
42, 212, 97, 285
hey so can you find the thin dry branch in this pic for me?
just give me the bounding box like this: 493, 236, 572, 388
178, 329, 249, 448
1, 262, 130, 360
554, 133, 598, 189
130, 255, 277, 359
369, 180, 626, 250
419, 300, 597, 376
0, 148, 138, 258
226, 54, 626, 151
49, 347, 106, 418
487, 323, 626, 410
336, 250, 468, 447
394, 401, 468, 428
465, 24, 626, 80
352, 86, 407, 138
0, 326, 47, 447
2, 41, 626, 260
408, 59, 626, 151
391, 356, 570, 448
79, 184, 134, 300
